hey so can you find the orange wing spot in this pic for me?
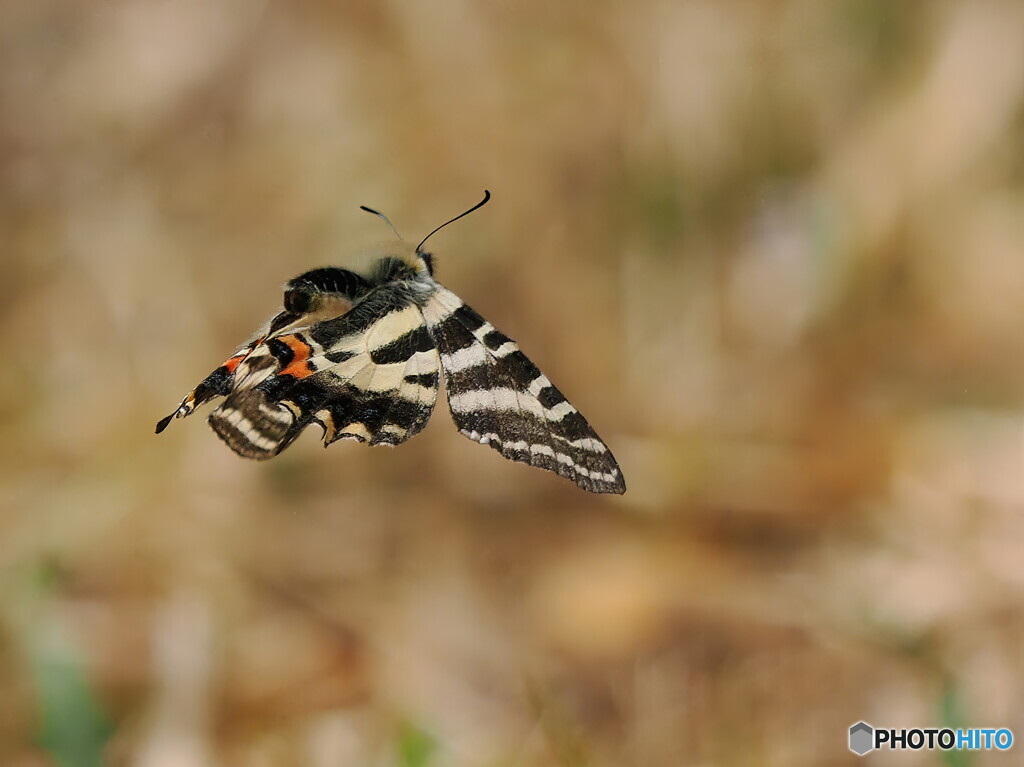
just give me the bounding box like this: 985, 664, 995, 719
224, 355, 244, 373
279, 335, 315, 379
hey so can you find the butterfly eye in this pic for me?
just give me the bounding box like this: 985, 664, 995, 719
284, 287, 314, 313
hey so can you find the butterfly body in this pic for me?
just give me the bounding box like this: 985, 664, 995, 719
157, 237, 626, 494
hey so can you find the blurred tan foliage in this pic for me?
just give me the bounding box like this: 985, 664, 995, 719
2, 1, 1024, 765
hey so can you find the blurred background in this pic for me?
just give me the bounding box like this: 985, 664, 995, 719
2, 1, 1024, 765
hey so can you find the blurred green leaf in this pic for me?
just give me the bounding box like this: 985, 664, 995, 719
22, 561, 113, 767
33, 649, 113, 767
397, 719, 438, 767
938, 684, 971, 767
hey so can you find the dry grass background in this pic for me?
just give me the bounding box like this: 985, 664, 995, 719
2, 1, 1024, 765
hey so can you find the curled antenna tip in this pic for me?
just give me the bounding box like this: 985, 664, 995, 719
416, 190, 492, 252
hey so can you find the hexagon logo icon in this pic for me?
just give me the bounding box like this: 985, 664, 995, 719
849, 722, 874, 756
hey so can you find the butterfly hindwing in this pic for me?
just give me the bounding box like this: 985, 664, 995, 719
423, 287, 626, 494
204, 285, 440, 457
153, 310, 298, 436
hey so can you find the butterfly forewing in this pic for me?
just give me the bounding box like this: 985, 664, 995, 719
422, 287, 625, 494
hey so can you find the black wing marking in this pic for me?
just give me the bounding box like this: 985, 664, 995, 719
423, 287, 626, 494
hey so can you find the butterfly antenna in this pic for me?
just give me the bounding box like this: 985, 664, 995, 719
359, 204, 402, 239
416, 190, 491, 251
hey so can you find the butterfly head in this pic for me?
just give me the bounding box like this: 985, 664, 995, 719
357, 240, 435, 282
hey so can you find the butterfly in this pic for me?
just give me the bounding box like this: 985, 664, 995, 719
156, 192, 625, 494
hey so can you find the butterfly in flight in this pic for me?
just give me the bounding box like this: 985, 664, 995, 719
156, 192, 625, 494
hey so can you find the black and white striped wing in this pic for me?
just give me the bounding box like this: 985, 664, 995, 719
287, 300, 440, 450
164, 287, 441, 459
423, 287, 626, 494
